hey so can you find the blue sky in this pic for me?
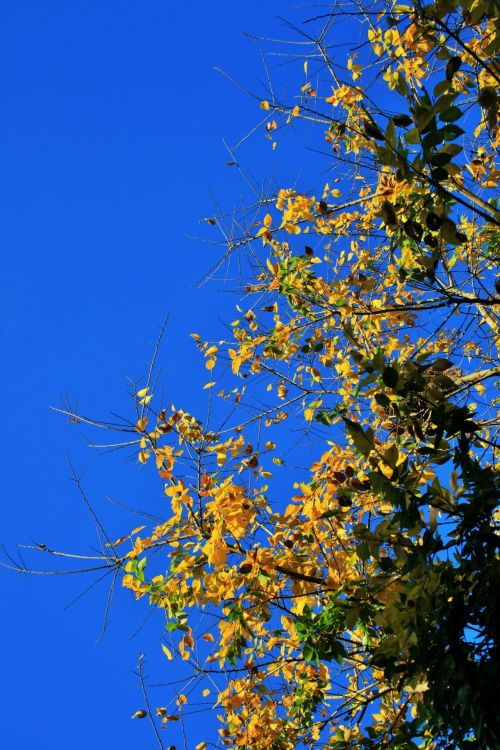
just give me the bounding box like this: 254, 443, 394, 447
0, 1, 309, 746
2, 3, 486, 748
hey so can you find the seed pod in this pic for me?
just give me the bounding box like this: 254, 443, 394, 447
478, 86, 498, 109
426, 256, 439, 282
446, 56, 462, 81
379, 557, 397, 572
487, 107, 498, 130
363, 121, 384, 140
338, 495, 352, 508
426, 268, 436, 283
426, 212, 442, 231
404, 220, 423, 241
381, 200, 398, 227
441, 217, 458, 243
392, 114, 412, 127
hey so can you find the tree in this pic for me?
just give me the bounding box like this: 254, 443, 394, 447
14, 0, 500, 748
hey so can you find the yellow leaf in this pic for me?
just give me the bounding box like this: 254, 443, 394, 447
408, 679, 430, 694
378, 460, 394, 479
135, 417, 148, 432
131, 525, 146, 536
260, 100, 270, 110
310, 367, 321, 383
107, 535, 128, 547
196, 743, 207, 750
137, 387, 149, 398
264, 213, 272, 227
202, 688, 210, 697
161, 644, 173, 661
211, 540, 228, 566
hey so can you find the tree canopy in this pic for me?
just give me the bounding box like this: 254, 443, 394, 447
20, 0, 500, 748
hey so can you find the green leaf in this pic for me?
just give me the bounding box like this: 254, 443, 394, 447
385, 117, 397, 149
434, 79, 450, 97
441, 143, 462, 156
314, 412, 328, 426
343, 418, 375, 457
344, 607, 360, 630
430, 358, 453, 371
354, 371, 378, 397
303, 643, 318, 663
375, 392, 391, 408
434, 93, 457, 113
440, 106, 462, 122
137, 556, 147, 582
395, 74, 409, 96
356, 542, 370, 561
443, 124, 465, 140
423, 129, 445, 148
416, 109, 435, 132
431, 167, 449, 182
431, 152, 452, 166
392, 114, 412, 127
405, 127, 421, 145
319, 509, 338, 520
